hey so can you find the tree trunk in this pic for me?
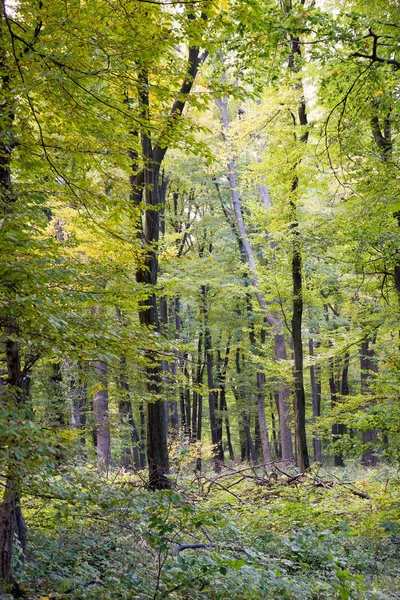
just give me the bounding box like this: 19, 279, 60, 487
93, 359, 111, 469
139, 402, 146, 470
130, 34, 208, 487
309, 338, 322, 462
217, 341, 234, 461
71, 361, 87, 445
202, 285, 223, 469
51, 362, 65, 426
286, 24, 310, 472
0, 479, 16, 590
169, 298, 180, 432
360, 339, 379, 466
329, 357, 345, 467
119, 357, 140, 470
0, 325, 30, 591
257, 372, 272, 465
271, 394, 281, 458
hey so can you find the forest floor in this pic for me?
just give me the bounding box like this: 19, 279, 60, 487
16, 461, 400, 599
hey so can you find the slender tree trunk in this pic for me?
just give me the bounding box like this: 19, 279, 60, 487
271, 394, 281, 458
233, 348, 257, 464
119, 356, 140, 470
329, 357, 345, 467
286, 23, 310, 472
257, 372, 272, 465
220, 388, 234, 461
360, 339, 379, 466
273, 334, 295, 462
247, 317, 271, 464
291, 241, 309, 471
0, 480, 16, 590
192, 329, 203, 441
71, 361, 87, 444
93, 359, 111, 469
169, 298, 180, 432
51, 362, 64, 426
202, 285, 223, 469
139, 402, 146, 470
309, 338, 322, 462
217, 341, 234, 461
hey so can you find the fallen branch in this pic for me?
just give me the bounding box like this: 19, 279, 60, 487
174, 542, 253, 558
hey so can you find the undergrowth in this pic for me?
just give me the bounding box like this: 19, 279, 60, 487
15, 462, 400, 599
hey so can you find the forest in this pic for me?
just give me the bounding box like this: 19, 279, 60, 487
0, 0, 399, 598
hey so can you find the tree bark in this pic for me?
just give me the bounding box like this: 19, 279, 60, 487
202, 285, 223, 469
287, 25, 310, 472
131, 34, 208, 486
70, 361, 87, 445
309, 338, 322, 462
119, 357, 140, 470
360, 339, 379, 466
93, 359, 111, 469
217, 341, 234, 461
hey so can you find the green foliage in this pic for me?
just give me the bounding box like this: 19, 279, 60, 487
16, 464, 400, 599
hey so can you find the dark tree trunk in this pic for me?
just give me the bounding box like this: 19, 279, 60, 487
257, 372, 272, 465
71, 361, 87, 444
119, 357, 140, 470
329, 357, 345, 467
360, 339, 379, 466
270, 394, 281, 458
217, 341, 234, 461
0, 324, 30, 592
130, 34, 208, 488
274, 334, 295, 462
202, 286, 223, 469
291, 240, 309, 471
93, 359, 111, 469
51, 362, 65, 425
169, 298, 180, 432
0, 7, 41, 587
286, 25, 310, 472
249, 324, 272, 465
220, 386, 234, 461
134, 70, 170, 489
139, 402, 146, 470
192, 329, 204, 442
0, 480, 16, 590
309, 338, 322, 462
233, 348, 257, 464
